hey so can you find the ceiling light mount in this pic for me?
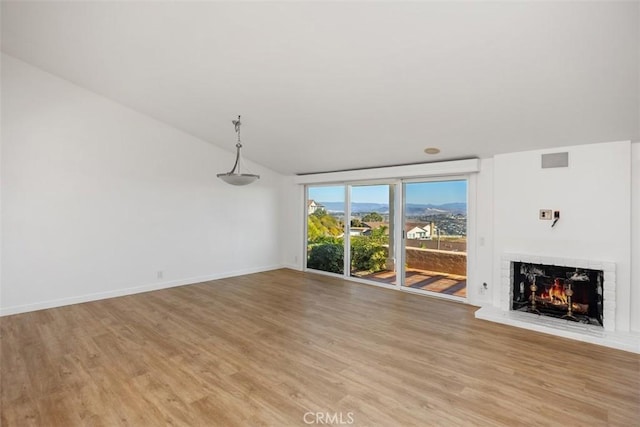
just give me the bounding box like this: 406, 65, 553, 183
217, 115, 260, 186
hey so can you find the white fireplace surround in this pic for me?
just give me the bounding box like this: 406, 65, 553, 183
476, 253, 639, 353
500, 253, 615, 331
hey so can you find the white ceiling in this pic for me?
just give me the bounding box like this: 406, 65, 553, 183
2, 1, 638, 175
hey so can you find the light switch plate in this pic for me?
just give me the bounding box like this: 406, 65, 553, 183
539, 209, 552, 220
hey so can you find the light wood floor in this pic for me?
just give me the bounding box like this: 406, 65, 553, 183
1, 269, 638, 426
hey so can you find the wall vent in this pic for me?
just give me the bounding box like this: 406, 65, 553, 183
541, 152, 569, 168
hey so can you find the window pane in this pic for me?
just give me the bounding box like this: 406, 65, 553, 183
349, 184, 396, 285
403, 180, 467, 298
306, 185, 345, 274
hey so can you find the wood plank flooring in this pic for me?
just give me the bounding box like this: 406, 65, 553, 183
1, 269, 638, 426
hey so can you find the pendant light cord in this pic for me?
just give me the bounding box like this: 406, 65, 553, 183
229, 115, 242, 174
233, 115, 242, 148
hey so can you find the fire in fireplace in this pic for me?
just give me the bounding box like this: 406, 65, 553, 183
511, 262, 603, 326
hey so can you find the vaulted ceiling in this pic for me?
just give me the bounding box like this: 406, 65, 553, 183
2, 1, 638, 175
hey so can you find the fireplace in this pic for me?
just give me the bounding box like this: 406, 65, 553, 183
474, 254, 636, 351
511, 262, 603, 326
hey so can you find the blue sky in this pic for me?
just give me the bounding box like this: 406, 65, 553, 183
308, 180, 467, 205
405, 180, 467, 205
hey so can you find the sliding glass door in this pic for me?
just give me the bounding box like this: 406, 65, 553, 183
305, 178, 468, 301
349, 184, 396, 285
402, 179, 468, 299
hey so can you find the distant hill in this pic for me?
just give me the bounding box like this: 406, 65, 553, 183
319, 202, 387, 213
318, 201, 466, 215
407, 202, 467, 215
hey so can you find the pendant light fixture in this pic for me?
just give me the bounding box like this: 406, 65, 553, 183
217, 115, 260, 186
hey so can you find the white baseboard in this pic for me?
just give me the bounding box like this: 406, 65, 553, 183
281, 263, 302, 271
0, 264, 284, 316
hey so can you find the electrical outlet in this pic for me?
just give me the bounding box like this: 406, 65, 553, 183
539, 209, 552, 220
157, 270, 164, 280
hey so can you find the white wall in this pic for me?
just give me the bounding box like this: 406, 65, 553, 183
279, 176, 304, 270
472, 158, 494, 306
1, 54, 284, 315
631, 142, 639, 332
491, 141, 632, 332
